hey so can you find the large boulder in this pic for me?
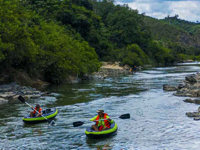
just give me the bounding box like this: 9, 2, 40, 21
163, 84, 177, 91
183, 99, 200, 104
173, 90, 193, 97
190, 89, 200, 97
177, 84, 185, 89
185, 74, 197, 84
186, 106, 200, 118
174, 88, 200, 97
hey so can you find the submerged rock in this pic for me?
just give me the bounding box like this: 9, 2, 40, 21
194, 117, 200, 120
0, 82, 52, 105
186, 112, 200, 117
186, 106, 200, 120
183, 99, 200, 104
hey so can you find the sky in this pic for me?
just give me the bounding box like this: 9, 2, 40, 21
115, 0, 200, 22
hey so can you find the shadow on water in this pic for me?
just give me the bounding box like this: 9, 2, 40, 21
86, 137, 114, 150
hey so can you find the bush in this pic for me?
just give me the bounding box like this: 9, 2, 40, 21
120, 44, 148, 66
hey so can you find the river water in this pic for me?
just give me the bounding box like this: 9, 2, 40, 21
1, 63, 200, 150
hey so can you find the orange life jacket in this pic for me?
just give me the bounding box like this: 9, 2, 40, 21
33, 107, 42, 114
95, 113, 111, 128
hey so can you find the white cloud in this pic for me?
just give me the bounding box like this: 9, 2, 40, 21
168, 1, 200, 21
116, 0, 200, 22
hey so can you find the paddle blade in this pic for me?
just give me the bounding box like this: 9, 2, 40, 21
73, 121, 84, 127
18, 95, 25, 103
48, 120, 56, 126
119, 113, 130, 119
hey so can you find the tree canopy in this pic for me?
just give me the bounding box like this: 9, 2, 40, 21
0, 0, 200, 84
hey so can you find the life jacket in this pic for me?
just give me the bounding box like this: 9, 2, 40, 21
33, 107, 42, 114
95, 113, 111, 128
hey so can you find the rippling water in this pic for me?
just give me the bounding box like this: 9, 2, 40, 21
1, 63, 200, 149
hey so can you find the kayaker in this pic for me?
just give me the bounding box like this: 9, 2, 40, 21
90, 110, 112, 131
30, 104, 42, 117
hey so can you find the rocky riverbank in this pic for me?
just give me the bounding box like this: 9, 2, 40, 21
0, 82, 54, 105
93, 62, 141, 79
163, 72, 200, 120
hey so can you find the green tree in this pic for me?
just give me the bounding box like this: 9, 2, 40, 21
0, 0, 100, 84
121, 44, 148, 66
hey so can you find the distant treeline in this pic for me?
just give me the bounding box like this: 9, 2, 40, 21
0, 0, 200, 84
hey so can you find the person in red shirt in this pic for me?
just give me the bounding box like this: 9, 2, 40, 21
30, 104, 42, 117
90, 110, 112, 131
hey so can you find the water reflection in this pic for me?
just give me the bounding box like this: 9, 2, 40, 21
86, 138, 113, 150
33, 128, 43, 136
96, 144, 112, 150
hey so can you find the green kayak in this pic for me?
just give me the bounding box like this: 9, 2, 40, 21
85, 121, 118, 138
23, 108, 58, 124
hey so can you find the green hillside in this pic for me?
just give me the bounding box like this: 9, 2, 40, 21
162, 15, 200, 33
143, 15, 200, 58
0, 0, 200, 84
162, 16, 200, 45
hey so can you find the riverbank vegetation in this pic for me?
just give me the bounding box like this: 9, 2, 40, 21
1, 0, 200, 84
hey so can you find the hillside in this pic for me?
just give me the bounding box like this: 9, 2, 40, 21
162, 15, 200, 34
1, 0, 200, 85
143, 15, 200, 57
162, 16, 200, 44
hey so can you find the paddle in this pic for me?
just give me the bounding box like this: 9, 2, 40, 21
73, 113, 130, 127
18, 95, 55, 125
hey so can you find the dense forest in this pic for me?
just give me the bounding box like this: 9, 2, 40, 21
0, 0, 200, 84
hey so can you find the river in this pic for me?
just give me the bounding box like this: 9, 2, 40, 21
1, 62, 200, 150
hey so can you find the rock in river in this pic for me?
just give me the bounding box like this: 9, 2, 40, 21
183, 99, 200, 104
163, 84, 177, 91
0, 82, 48, 104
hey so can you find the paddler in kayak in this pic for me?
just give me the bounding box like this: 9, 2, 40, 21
90, 110, 112, 131
30, 104, 42, 117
